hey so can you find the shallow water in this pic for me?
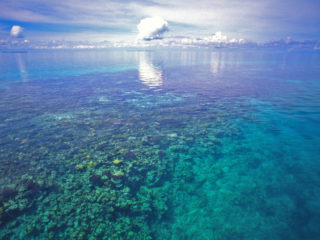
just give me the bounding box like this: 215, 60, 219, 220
1, 49, 320, 239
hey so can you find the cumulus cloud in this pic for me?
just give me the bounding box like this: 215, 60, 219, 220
10, 25, 24, 38
137, 16, 169, 41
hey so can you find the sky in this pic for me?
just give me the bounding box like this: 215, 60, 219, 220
0, 0, 320, 43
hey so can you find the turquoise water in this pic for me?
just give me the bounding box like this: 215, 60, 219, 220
0, 49, 320, 239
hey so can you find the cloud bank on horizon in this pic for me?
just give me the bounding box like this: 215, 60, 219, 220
0, 0, 320, 42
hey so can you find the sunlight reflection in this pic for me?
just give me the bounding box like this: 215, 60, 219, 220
210, 52, 225, 77
16, 53, 28, 82
138, 52, 163, 89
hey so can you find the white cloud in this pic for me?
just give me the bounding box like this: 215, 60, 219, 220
10, 25, 24, 38
137, 16, 169, 41
140, 32, 252, 48
204, 32, 228, 43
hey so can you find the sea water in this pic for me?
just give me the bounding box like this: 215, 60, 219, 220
0, 49, 320, 239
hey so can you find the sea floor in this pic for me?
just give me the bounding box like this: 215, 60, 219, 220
1, 50, 320, 240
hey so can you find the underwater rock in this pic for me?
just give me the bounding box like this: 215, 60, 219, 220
125, 150, 136, 159
142, 136, 160, 145
147, 136, 160, 144
26, 180, 40, 195
158, 150, 165, 158
96, 142, 109, 151
1, 187, 18, 199
59, 143, 70, 150
89, 175, 103, 186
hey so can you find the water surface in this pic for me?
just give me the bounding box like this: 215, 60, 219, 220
1, 49, 320, 239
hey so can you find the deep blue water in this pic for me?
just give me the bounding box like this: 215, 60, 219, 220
0, 49, 320, 239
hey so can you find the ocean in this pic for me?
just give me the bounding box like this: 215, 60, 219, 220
0, 49, 320, 239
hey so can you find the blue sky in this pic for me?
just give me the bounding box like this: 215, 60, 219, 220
0, 0, 320, 42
